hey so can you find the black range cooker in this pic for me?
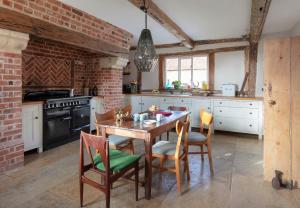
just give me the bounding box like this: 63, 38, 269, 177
24, 90, 91, 151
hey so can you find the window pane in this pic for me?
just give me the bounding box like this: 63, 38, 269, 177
166, 70, 178, 83
181, 58, 191, 70
193, 56, 207, 69
181, 69, 191, 85
193, 69, 208, 85
166, 58, 178, 70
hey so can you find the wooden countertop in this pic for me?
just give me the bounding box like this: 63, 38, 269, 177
124, 93, 263, 101
22, 101, 44, 105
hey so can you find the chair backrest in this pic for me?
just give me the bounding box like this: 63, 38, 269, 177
95, 110, 114, 136
168, 106, 187, 111
80, 131, 110, 174
199, 109, 213, 143
175, 119, 190, 158
121, 105, 132, 115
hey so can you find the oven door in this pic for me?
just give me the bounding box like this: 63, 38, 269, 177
71, 105, 90, 132
43, 108, 71, 150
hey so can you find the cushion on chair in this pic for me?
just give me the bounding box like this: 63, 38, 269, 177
152, 141, 183, 156
93, 150, 140, 173
188, 132, 207, 143
108, 135, 131, 146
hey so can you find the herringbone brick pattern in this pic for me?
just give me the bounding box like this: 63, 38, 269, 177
22, 54, 71, 87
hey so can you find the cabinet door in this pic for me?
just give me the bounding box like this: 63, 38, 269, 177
264, 37, 291, 182
90, 98, 105, 131
191, 99, 211, 128
22, 105, 40, 151
141, 96, 159, 112
129, 96, 142, 114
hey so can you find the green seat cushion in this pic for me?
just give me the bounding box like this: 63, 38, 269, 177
108, 135, 131, 146
188, 132, 207, 142
152, 141, 183, 156
93, 150, 140, 173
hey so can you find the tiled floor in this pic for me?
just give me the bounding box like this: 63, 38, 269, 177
1, 132, 300, 208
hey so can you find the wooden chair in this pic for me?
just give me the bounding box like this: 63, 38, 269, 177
79, 131, 140, 208
164, 106, 188, 141
95, 106, 135, 154
152, 119, 190, 193
187, 109, 214, 174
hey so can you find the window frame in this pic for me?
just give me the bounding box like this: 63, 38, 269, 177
162, 54, 209, 89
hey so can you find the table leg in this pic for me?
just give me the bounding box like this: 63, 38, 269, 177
144, 134, 152, 200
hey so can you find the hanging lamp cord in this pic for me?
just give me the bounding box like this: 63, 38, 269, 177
141, 0, 148, 29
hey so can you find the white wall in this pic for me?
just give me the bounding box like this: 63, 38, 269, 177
291, 20, 300, 36
125, 41, 249, 91
214, 51, 245, 91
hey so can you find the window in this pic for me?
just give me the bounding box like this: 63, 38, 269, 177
164, 55, 208, 88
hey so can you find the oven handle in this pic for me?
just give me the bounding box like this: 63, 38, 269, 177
62, 116, 72, 120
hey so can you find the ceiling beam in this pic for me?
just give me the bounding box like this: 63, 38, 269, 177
0, 7, 129, 58
128, 0, 194, 49
249, 0, 272, 44
130, 36, 249, 50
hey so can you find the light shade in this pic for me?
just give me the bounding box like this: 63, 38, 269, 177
134, 29, 158, 72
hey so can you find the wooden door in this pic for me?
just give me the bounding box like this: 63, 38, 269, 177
263, 37, 292, 182
291, 37, 300, 184
22, 105, 39, 151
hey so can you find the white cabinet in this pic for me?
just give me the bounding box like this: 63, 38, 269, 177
213, 99, 263, 138
22, 103, 43, 153
141, 96, 160, 112
191, 98, 211, 128
129, 95, 142, 114
90, 97, 105, 132
159, 97, 192, 111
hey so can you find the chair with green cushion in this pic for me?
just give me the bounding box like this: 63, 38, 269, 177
79, 131, 140, 208
152, 119, 190, 193
187, 109, 214, 175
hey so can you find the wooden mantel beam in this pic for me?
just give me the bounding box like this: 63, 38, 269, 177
249, 0, 272, 44
129, 0, 194, 49
0, 7, 129, 58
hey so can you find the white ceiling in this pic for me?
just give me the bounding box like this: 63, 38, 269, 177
60, 0, 300, 46
263, 0, 300, 34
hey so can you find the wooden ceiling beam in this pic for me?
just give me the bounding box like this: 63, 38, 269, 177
130, 36, 249, 50
249, 0, 272, 44
0, 7, 129, 58
128, 0, 194, 49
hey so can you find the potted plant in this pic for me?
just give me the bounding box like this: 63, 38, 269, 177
172, 80, 181, 90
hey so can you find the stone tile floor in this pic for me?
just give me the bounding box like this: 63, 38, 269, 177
0, 132, 300, 208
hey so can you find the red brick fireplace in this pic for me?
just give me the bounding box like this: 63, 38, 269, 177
0, 0, 132, 173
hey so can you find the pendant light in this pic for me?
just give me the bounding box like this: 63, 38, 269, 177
134, 0, 158, 72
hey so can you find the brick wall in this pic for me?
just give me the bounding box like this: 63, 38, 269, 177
22, 36, 101, 95
0, 0, 133, 49
0, 52, 24, 173
90, 62, 124, 111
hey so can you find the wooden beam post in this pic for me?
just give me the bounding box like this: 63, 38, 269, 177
209, 53, 215, 90
128, 0, 194, 49
248, 0, 272, 97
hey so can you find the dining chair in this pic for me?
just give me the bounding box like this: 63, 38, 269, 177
164, 106, 188, 141
79, 131, 140, 208
95, 106, 135, 154
187, 109, 214, 174
152, 119, 190, 193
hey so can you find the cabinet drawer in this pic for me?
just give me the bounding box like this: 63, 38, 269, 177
160, 97, 192, 104
214, 100, 258, 109
214, 107, 258, 119
214, 117, 258, 134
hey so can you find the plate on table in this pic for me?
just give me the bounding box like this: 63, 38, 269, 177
143, 120, 157, 125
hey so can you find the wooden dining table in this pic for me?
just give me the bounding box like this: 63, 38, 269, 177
97, 111, 189, 200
